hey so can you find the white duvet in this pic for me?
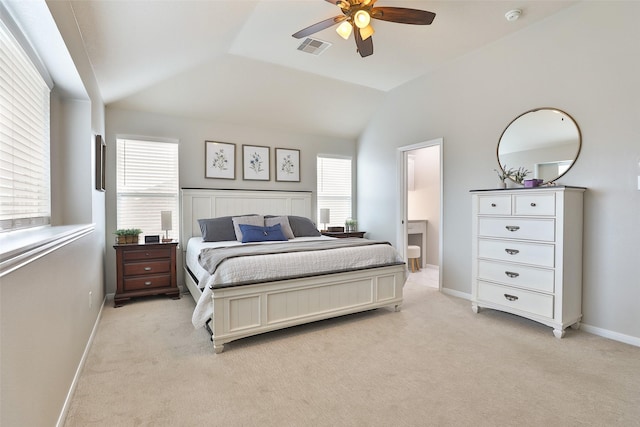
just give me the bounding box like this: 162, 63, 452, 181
187, 236, 404, 328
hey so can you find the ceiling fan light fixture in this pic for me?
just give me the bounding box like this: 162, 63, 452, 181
360, 24, 374, 41
354, 10, 371, 29
336, 21, 353, 39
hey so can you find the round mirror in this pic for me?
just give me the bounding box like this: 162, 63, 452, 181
497, 108, 581, 185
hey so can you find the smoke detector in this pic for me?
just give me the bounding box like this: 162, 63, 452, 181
505, 9, 522, 22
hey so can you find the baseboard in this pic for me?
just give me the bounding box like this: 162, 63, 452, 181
580, 323, 640, 348
441, 287, 471, 300
425, 264, 439, 270
56, 297, 106, 427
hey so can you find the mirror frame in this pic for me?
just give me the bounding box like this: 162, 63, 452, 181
497, 107, 582, 185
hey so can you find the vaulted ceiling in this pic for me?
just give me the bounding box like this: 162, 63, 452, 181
67, 0, 577, 139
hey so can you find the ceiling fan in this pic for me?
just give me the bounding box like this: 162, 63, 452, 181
292, 0, 436, 58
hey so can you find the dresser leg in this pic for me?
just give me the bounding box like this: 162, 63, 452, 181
471, 303, 480, 314
553, 328, 566, 339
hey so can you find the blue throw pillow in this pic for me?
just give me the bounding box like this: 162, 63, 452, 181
239, 223, 288, 243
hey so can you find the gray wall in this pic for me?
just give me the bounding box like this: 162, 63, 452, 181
357, 2, 640, 342
0, 1, 106, 426
104, 108, 357, 295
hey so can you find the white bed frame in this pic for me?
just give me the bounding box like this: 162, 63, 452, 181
181, 189, 406, 353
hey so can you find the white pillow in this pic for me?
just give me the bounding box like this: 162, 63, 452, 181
232, 215, 264, 241
264, 216, 295, 240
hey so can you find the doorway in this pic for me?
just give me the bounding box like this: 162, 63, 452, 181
397, 138, 443, 290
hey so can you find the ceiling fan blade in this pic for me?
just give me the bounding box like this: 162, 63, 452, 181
292, 15, 347, 39
371, 7, 436, 25
354, 29, 373, 58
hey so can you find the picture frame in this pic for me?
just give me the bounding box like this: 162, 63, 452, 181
275, 148, 300, 182
205, 141, 236, 180
242, 145, 270, 181
95, 134, 106, 191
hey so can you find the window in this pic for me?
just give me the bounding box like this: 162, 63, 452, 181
116, 138, 179, 241
0, 18, 51, 232
317, 156, 352, 228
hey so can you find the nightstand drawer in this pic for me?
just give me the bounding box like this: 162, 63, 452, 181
478, 260, 555, 293
124, 260, 170, 276
477, 281, 554, 318
478, 217, 555, 241
124, 274, 171, 291
478, 239, 555, 267
123, 247, 171, 261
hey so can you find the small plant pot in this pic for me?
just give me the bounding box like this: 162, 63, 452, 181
116, 236, 127, 244
125, 235, 138, 244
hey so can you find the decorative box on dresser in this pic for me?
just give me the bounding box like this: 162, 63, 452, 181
114, 242, 179, 307
470, 186, 585, 338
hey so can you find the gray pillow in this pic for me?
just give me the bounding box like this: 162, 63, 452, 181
264, 216, 295, 239
198, 214, 259, 242
287, 216, 321, 237
232, 215, 264, 241
198, 216, 237, 242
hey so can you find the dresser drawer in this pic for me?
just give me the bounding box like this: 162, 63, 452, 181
478, 218, 555, 242
513, 193, 556, 216
477, 195, 511, 215
477, 260, 555, 293
123, 247, 171, 261
477, 281, 554, 318
124, 274, 171, 291
478, 239, 555, 267
123, 260, 171, 276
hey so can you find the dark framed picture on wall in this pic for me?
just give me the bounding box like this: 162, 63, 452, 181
275, 148, 300, 182
205, 141, 236, 179
95, 134, 106, 191
242, 145, 270, 181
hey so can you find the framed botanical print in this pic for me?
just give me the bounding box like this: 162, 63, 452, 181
205, 141, 235, 179
275, 148, 300, 182
242, 145, 270, 181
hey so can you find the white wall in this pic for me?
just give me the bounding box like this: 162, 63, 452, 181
357, 2, 640, 342
105, 108, 357, 294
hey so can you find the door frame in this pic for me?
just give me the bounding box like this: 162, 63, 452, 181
396, 138, 444, 290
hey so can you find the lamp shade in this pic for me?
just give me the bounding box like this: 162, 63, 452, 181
320, 208, 330, 224
161, 211, 172, 231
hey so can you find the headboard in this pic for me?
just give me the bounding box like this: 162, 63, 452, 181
180, 188, 313, 246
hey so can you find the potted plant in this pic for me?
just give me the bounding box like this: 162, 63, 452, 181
494, 165, 510, 188
114, 228, 142, 244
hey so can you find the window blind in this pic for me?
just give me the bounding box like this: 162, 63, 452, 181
317, 156, 352, 227
0, 20, 51, 232
116, 138, 179, 240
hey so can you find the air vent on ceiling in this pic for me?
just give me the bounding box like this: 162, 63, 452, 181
297, 37, 331, 56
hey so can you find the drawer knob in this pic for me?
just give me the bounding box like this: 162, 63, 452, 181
144, 267, 152, 271
505, 271, 520, 278
530, 202, 537, 207
145, 252, 150, 256
504, 294, 519, 302
505, 248, 520, 255
491, 203, 496, 207
505, 225, 520, 232
144, 281, 152, 286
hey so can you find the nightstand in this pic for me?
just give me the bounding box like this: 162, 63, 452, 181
321, 231, 366, 238
113, 242, 179, 307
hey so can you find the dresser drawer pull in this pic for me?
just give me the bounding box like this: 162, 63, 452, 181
505, 225, 520, 232
144, 281, 152, 286
530, 202, 537, 207
145, 252, 150, 256
144, 267, 152, 271
504, 294, 519, 302
505, 248, 520, 255
505, 271, 520, 278
491, 203, 496, 207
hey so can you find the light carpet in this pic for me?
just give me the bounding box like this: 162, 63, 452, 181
64, 273, 640, 426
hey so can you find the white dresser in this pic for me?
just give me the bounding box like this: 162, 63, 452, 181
470, 186, 585, 338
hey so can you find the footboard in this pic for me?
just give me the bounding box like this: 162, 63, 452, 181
209, 264, 406, 353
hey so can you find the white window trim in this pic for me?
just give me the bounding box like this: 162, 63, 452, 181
0, 224, 95, 277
